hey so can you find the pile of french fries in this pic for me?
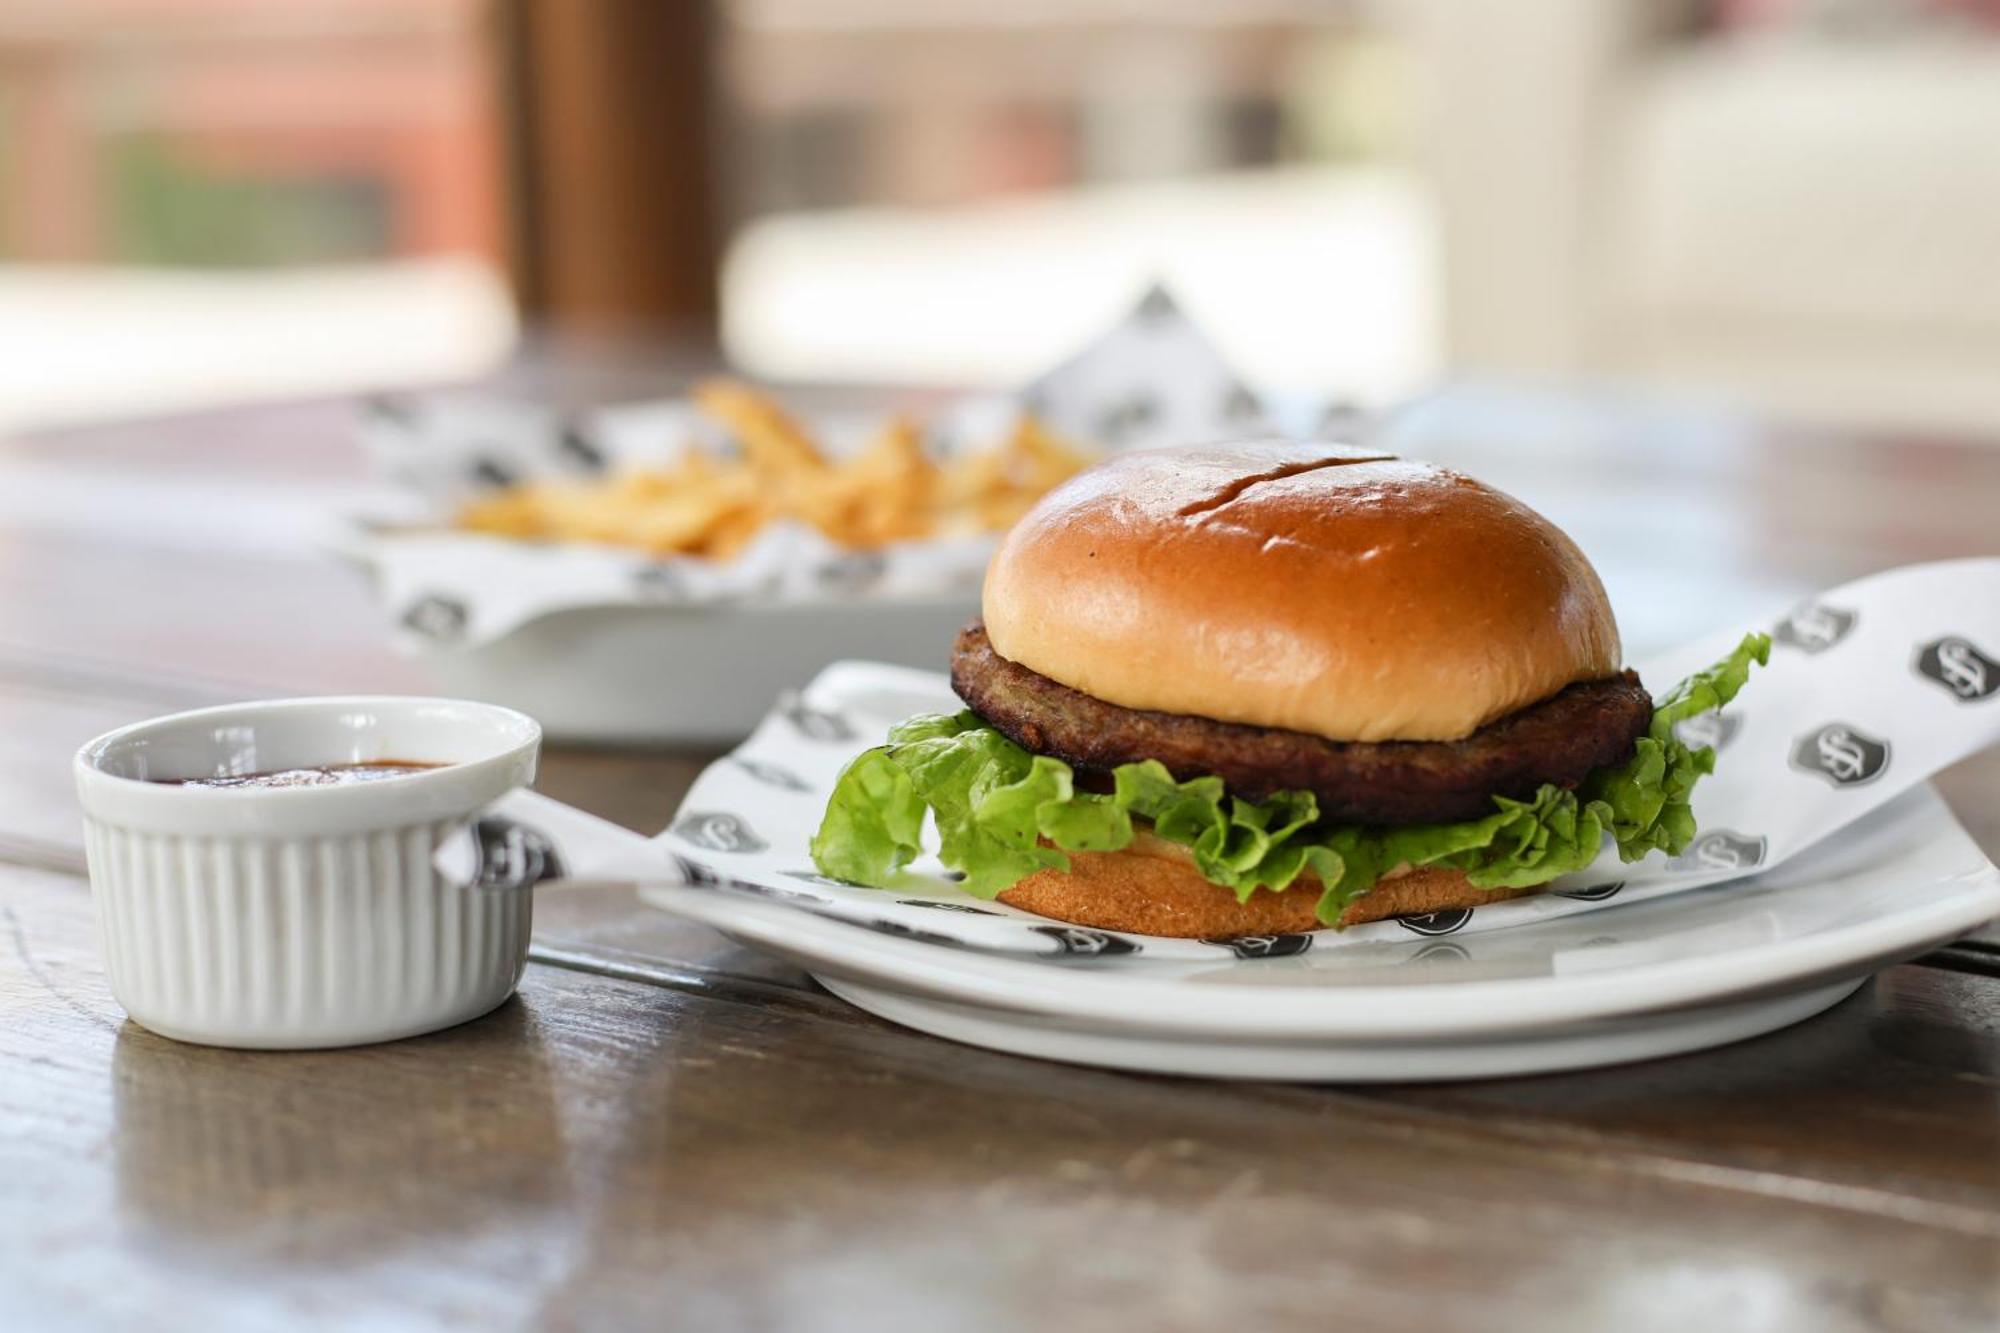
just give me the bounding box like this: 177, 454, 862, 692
455, 380, 1095, 559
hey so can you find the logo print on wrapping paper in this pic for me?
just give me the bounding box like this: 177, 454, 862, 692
1554, 881, 1625, 902
1029, 926, 1141, 957
729, 757, 813, 791
1915, 636, 2000, 702
1773, 603, 1856, 654
1396, 908, 1472, 937
1132, 285, 1178, 326
364, 394, 419, 428
1789, 723, 1891, 788
1317, 399, 1369, 436
1219, 382, 1264, 425
468, 817, 566, 891
1093, 395, 1159, 446
897, 899, 1002, 916
1207, 933, 1314, 959
669, 810, 768, 854
400, 594, 470, 644
675, 857, 824, 903
866, 919, 962, 948
673, 855, 721, 887
556, 421, 608, 471
1674, 710, 1741, 753
632, 562, 692, 603
778, 693, 857, 743
469, 456, 519, 489
1669, 830, 1767, 873
817, 551, 888, 597
782, 868, 856, 890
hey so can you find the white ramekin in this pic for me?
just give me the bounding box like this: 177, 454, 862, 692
75, 696, 542, 1049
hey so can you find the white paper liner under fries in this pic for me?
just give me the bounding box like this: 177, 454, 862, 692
351, 287, 1298, 651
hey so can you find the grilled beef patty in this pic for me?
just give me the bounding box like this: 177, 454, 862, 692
951, 621, 1652, 826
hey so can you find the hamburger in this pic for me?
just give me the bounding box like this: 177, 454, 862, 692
811, 441, 1767, 938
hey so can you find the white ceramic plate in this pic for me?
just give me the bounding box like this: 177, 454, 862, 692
638, 662, 2000, 1079
813, 976, 1869, 1081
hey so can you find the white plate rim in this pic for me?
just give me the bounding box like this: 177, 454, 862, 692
813, 974, 1871, 1081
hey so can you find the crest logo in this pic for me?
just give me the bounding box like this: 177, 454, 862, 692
778, 693, 856, 743
669, 810, 768, 854
1133, 285, 1178, 325
1316, 399, 1368, 436
1554, 881, 1625, 902
365, 393, 419, 427
1396, 908, 1472, 937
712, 877, 818, 905
1207, 933, 1314, 959
817, 551, 887, 597
468, 817, 566, 891
556, 421, 608, 471
1773, 603, 1856, 654
781, 868, 852, 890
632, 563, 690, 602
1029, 925, 1141, 957
729, 757, 811, 791
1093, 394, 1160, 446
672, 855, 721, 888
1219, 382, 1264, 424
469, 456, 519, 489
866, 919, 959, 947
400, 594, 470, 643
897, 899, 1001, 915
1789, 722, 1890, 788
1668, 830, 1767, 873
1915, 636, 2000, 702
1674, 711, 1740, 752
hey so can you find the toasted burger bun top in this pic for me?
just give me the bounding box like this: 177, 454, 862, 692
981, 441, 1622, 743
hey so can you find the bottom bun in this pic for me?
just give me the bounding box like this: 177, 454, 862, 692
998, 837, 1541, 938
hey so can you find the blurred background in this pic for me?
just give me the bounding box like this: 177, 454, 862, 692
4, 0, 2000, 437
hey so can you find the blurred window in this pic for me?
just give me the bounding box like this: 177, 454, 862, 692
0, 0, 513, 432
714, 0, 1437, 402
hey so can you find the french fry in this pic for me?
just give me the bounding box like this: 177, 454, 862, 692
810, 416, 937, 547
698, 501, 776, 560
693, 380, 827, 479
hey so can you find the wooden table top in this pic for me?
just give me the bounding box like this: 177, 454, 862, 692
2, 370, 1997, 1331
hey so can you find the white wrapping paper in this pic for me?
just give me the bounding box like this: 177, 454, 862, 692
449, 559, 2000, 962
351, 287, 1293, 650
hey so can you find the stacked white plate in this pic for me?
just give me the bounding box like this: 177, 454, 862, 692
631, 662, 2000, 1081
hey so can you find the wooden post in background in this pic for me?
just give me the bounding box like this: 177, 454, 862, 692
499, 0, 721, 332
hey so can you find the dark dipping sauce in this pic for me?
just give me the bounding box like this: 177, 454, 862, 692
161, 761, 445, 790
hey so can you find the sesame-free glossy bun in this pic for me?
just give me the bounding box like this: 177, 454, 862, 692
981, 441, 1622, 742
